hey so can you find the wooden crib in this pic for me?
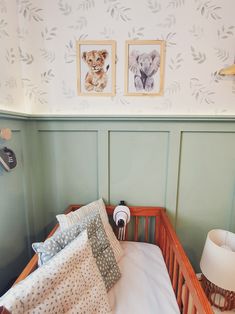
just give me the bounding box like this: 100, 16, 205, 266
15, 205, 213, 314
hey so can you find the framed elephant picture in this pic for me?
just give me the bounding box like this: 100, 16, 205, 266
77, 40, 116, 96
125, 40, 165, 96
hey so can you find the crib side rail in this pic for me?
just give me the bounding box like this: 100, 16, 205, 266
14, 204, 213, 314
159, 211, 213, 314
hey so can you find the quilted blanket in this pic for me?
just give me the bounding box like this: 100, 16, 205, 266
0, 231, 112, 314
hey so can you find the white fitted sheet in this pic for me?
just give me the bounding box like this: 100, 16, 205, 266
108, 241, 180, 314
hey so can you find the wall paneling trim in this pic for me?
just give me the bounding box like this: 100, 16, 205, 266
1, 113, 235, 294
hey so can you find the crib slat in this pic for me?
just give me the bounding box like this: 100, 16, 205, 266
183, 285, 189, 314
145, 216, 149, 242
165, 238, 168, 264
192, 305, 197, 314
172, 258, 178, 293
169, 248, 174, 280
166, 239, 170, 268
163, 227, 167, 258
154, 216, 159, 245
177, 271, 184, 310
134, 216, 139, 241
125, 223, 128, 240
160, 225, 165, 255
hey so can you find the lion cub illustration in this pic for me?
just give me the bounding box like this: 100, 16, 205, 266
82, 50, 109, 92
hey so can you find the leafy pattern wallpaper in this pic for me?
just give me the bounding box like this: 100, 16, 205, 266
0, 0, 234, 115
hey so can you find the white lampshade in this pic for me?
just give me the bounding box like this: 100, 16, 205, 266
200, 229, 235, 292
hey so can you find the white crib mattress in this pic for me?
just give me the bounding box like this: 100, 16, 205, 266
108, 241, 180, 314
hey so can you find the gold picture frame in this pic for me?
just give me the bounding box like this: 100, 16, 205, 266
77, 40, 116, 96
125, 40, 165, 96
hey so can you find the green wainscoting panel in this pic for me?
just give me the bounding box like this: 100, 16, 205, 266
176, 132, 235, 271
2, 113, 235, 297
34, 130, 99, 235
0, 120, 31, 295
109, 131, 169, 206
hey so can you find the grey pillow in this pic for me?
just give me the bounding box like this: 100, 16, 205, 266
76, 209, 121, 291
32, 224, 80, 266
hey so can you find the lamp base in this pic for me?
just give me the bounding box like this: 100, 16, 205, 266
201, 275, 235, 311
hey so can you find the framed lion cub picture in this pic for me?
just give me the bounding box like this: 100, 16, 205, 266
77, 40, 116, 96
125, 40, 165, 96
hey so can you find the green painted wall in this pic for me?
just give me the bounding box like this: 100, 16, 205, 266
0, 118, 32, 295
177, 131, 235, 269
1, 113, 235, 295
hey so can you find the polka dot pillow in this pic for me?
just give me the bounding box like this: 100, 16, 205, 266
32, 224, 80, 266
76, 209, 121, 291
32, 210, 121, 291
1, 231, 112, 314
